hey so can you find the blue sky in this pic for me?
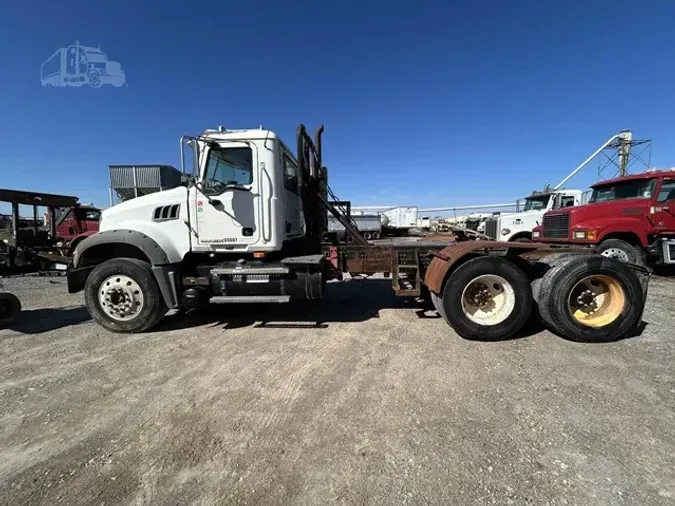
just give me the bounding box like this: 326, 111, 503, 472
1, 0, 674, 213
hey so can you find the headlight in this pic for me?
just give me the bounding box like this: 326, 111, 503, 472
501, 228, 511, 236
574, 231, 587, 239
533, 231, 540, 238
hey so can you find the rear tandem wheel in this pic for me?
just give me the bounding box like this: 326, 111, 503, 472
440, 256, 533, 341
534, 254, 644, 342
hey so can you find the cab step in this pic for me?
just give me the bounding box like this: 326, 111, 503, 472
209, 295, 291, 304
211, 266, 290, 276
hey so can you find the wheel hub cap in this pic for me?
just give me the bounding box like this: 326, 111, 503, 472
98, 275, 144, 321
568, 275, 626, 328
601, 248, 629, 262
461, 274, 515, 326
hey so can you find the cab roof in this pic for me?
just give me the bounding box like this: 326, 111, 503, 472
202, 127, 280, 141
592, 169, 675, 188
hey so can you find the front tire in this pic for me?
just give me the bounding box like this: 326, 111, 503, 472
84, 258, 167, 333
88, 71, 101, 88
441, 256, 533, 340
596, 238, 645, 265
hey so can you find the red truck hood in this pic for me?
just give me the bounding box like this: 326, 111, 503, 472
546, 198, 649, 221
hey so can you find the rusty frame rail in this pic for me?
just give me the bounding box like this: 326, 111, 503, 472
325, 240, 567, 297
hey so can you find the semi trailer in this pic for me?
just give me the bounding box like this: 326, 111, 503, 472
67, 124, 650, 342
327, 213, 382, 241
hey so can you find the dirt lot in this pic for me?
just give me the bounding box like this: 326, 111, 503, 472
1, 273, 674, 505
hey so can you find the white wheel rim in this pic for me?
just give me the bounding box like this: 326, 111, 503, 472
98, 274, 144, 321
601, 248, 629, 261
460, 274, 515, 326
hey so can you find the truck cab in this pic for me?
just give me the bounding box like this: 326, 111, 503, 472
67, 125, 342, 332
536, 170, 675, 264
483, 189, 583, 242
92, 127, 313, 258
54, 205, 101, 252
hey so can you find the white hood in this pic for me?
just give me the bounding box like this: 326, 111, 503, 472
102, 186, 187, 231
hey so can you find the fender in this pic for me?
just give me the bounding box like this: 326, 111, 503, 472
423, 240, 554, 294
571, 214, 650, 247
73, 228, 182, 268
69, 229, 182, 309
67, 231, 96, 252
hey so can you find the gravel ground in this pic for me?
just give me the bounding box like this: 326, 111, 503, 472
0, 273, 674, 505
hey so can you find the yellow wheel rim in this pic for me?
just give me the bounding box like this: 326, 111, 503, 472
568, 275, 626, 328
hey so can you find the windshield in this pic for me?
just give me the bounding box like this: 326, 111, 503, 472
75, 209, 101, 221
205, 146, 253, 185
590, 179, 656, 203
523, 195, 550, 212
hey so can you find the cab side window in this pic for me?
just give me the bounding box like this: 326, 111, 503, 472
561, 196, 576, 207
657, 181, 675, 202
283, 154, 299, 194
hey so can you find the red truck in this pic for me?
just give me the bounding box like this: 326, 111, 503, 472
533, 169, 675, 265
53, 204, 101, 253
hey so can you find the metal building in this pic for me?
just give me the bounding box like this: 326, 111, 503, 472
108, 165, 183, 204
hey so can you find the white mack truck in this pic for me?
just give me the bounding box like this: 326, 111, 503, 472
66, 124, 649, 343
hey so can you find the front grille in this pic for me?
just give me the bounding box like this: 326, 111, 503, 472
542, 214, 570, 239
484, 218, 498, 239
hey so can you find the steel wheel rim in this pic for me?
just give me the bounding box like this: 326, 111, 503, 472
98, 274, 144, 321
460, 274, 515, 326
601, 248, 629, 262
568, 274, 625, 328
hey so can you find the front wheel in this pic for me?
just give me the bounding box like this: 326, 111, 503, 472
84, 258, 167, 333
441, 256, 533, 340
596, 239, 645, 265
88, 71, 101, 88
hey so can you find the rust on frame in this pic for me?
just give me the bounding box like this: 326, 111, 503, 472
423, 241, 555, 294
344, 246, 395, 274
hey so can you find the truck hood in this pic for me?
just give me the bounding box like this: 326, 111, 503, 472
544, 198, 649, 220
101, 186, 187, 229
496, 209, 546, 220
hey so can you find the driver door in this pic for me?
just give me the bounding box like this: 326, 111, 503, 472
652, 178, 675, 233
193, 142, 261, 249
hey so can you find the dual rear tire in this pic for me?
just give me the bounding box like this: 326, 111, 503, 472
533, 254, 644, 342
432, 254, 645, 342
432, 256, 533, 341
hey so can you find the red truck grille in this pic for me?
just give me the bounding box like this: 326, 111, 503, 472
542, 214, 570, 239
